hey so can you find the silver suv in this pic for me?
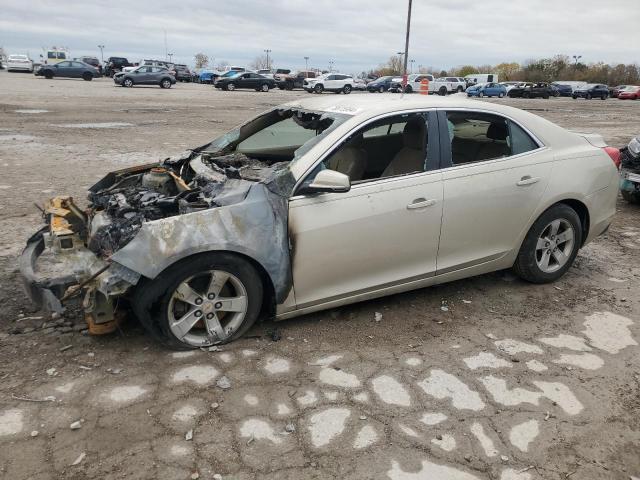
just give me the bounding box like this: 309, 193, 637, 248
304, 73, 353, 94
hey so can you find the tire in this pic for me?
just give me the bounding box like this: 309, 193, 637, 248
261, 83, 270, 92
457, 86, 463, 93
513, 204, 582, 283
160, 79, 172, 89
314, 84, 324, 93
572, 95, 577, 99
44, 71, 53, 79
123, 78, 134, 88
498, 92, 504, 98
621, 190, 640, 204
378, 86, 384, 93
600, 94, 607, 100
554, 91, 560, 97
227, 83, 236, 91
285, 82, 294, 91
405, 85, 413, 93
82, 72, 92, 81
133, 252, 263, 349
342, 85, 352, 94
478, 91, 484, 98
277, 85, 284, 90
439, 86, 447, 96
586, 93, 592, 100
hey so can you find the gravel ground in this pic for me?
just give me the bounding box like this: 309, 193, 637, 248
0, 71, 639, 480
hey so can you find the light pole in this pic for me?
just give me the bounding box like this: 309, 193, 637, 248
572, 55, 582, 66
304, 56, 309, 72
328, 59, 334, 72
409, 59, 415, 73
401, 0, 413, 88
97, 45, 105, 63
168, 53, 174, 63
264, 49, 272, 70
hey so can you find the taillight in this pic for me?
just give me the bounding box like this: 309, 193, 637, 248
603, 146, 621, 169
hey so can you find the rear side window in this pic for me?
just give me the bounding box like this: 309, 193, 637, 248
445, 112, 539, 165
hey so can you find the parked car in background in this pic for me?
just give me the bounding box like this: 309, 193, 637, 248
35, 60, 100, 81
214, 72, 276, 92
499, 81, 521, 93
113, 66, 176, 89
431, 77, 466, 95
609, 85, 629, 98
75, 56, 102, 75
20, 95, 620, 349
572, 84, 609, 100
104, 57, 132, 76
304, 74, 353, 94
508, 82, 557, 99
466, 82, 507, 98
389, 74, 434, 93
551, 82, 573, 97
276, 70, 316, 90
366, 76, 394, 93
617, 86, 640, 100
6, 54, 34, 72
353, 78, 367, 91
464, 73, 499, 85
198, 70, 219, 84
174, 64, 192, 82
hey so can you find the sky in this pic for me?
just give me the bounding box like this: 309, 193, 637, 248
1, 0, 638, 74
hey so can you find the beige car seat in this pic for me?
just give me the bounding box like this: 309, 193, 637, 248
381, 119, 427, 177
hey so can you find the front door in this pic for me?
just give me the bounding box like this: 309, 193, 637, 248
436, 109, 553, 274
289, 111, 444, 309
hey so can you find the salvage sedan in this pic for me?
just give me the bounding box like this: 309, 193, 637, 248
20, 96, 620, 349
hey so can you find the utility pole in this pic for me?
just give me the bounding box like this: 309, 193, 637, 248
98, 45, 105, 63
304, 56, 309, 71
402, 0, 413, 89
164, 30, 168, 61
264, 49, 271, 70
168, 53, 173, 63
328, 59, 334, 72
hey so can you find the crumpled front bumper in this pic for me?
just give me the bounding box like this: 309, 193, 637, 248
19, 228, 69, 314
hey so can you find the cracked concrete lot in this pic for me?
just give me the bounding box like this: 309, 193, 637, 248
1, 72, 639, 479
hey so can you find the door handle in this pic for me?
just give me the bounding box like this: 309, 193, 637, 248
516, 176, 540, 186
407, 198, 437, 210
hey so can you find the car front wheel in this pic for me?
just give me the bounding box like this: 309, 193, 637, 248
261, 83, 270, 92
135, 253, 263, 349
314, 84, 324, 93
227, 83, 236, 91
343, 85, 352, 94
513, 204, 582, 283
123, 78, 134, 88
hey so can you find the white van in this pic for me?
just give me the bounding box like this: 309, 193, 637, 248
42, 47, 69, 65
464, 73, 499, 85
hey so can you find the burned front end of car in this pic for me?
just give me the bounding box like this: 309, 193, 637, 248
20, 106, 346, 336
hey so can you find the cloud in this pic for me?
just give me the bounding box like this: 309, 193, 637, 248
0, 0, 637, 73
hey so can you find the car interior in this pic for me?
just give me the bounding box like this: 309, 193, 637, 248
447, 113, 511, 164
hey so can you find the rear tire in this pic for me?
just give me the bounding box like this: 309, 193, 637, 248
439, 86, 447, 96
498, 92, 504, 98
133, 252, 263, 350
406, 85, 413, 93
586, 93, 592, 100
600, 94, 607, 100
513, 204, 582, 283
82, 72, 92, 81
160, 79, 172, 89
261, 83, 270, 92
227, 83, 236, 91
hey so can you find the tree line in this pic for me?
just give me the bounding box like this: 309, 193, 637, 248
367, 54, 640, 86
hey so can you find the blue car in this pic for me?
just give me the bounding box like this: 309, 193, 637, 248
198, 70, 219, 84
466, 82, 507, 98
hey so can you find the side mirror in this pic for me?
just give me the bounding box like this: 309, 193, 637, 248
307, 169, 351, 194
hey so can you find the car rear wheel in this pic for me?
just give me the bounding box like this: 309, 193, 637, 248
82, 72, 93, 81
439, 87, 447, 96
600, 94, 607, 100
314, 84, 324, 93
406, 85, 413, 93
123, 78, 134, 88
457, 86, 463, 92
134, 253, 263, 349
261, 83, 270, 92
498, 92, 504, 98
160, 79, 172, 89
513, 204, 582, 283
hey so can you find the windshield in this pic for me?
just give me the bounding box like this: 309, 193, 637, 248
201, 107, 351, 167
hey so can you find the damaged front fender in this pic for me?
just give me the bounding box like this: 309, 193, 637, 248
111, 181, 292, 303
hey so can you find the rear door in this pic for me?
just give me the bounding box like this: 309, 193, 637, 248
54, 61, 72, 77
436, 109, 553, 274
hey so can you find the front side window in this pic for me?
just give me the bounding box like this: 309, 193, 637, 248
445, 111, 539, 166
57, 61, 71, 67
303, 113, 430, 187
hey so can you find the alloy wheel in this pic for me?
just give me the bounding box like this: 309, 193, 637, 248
168, 270, 248, 346
535, 219, 575, 273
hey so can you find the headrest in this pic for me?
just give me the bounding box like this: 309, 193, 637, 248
403, 119, 426, 149
486, 122, 508, 141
